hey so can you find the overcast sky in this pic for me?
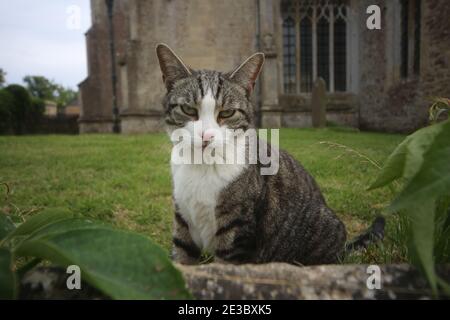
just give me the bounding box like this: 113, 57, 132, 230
0, 0, 91, 89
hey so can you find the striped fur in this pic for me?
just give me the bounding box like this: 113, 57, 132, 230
156, 44, 380, 266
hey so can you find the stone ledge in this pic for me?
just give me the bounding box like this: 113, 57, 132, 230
279, 93, 359, 112
120, 115, 164, 133
178, 263, 449, 300
19, 263, 450, 300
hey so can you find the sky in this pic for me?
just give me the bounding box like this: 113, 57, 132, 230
0, 0, 91, 89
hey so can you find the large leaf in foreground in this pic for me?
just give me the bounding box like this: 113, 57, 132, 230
6, 208, 72, 242
386, 120, 450, 294
0, 248, 16, 299
403, 199, 437, 293
369, 121, 445, 190
14, 218, 191, 299
369, 119, 450, 294
0, 214, 15, 241
368, 137, 408, 190
388, 120, 450, 213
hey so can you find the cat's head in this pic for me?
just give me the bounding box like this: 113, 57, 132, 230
156, 43, 264, 158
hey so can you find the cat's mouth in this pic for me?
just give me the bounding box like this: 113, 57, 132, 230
201, 141, 210, 150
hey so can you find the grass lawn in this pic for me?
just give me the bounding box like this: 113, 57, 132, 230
0, 128, 407, 264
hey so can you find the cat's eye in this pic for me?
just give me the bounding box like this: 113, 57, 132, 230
218, 109, 236, 119
180, 105, 198, 117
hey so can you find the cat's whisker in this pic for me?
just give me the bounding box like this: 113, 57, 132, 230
157, 44, 383, 265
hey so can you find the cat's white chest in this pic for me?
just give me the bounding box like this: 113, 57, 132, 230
171, 163, 244, 252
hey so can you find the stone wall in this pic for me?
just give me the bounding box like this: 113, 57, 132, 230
79, 0, 450, 134
80, 0, 259, 134
121, 0, 259, 133
271, 0, 450, 133
358, 0, 450, 133
20, 264, 450, 299
279, 93, 359, 127
420, 0, 450, 112
79, 0, 129, 133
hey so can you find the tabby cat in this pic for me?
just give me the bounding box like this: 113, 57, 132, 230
156, 43, 384, 265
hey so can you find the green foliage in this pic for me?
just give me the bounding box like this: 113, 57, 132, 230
0, 209, 191, 300
23, 75, 56, 101
369, 118, 450, 295
2, 84, 45, 134
5, 85, 32, 135
54, 85, 77, 110
23, 75, 77, 110
4, 208, 71, 242
0, 89, 14, 134
0, 248, 16, 299
434, 197, 450, 264
27, 97, 45, 132
0, 213, 15, 240
0, 68, 6, 88
429, 98, 450, 123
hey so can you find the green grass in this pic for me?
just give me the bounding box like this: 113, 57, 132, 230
0, 128, 407, 264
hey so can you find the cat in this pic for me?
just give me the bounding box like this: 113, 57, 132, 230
156, 43, 384, 265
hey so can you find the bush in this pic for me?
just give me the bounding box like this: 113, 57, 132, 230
0, 89, 14, 134
5, 85, 32, 135
27, 97, 45, 133
3, 84, 45, 135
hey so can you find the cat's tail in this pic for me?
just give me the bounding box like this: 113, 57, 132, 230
344, 216, 386, 252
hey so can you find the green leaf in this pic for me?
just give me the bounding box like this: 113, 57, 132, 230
437, 277, 450, 297
368, 137, 409, 190
5, 208, 72, 243
404, 199, 437, 294
14, 218, 191, 300
384, 120, 450, 295
0, 248, 16, 299
0, 213, 15, 241
388, 121, 450, 213
369, 121, 445, 190
402, 122, 444, 180
370, 120, 450, 294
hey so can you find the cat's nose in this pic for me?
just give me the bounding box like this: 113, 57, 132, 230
202, 129, 215, 142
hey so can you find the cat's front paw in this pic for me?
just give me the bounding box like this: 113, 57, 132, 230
171, 250, 199, 265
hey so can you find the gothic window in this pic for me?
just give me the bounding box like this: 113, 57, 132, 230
400, 0, 422, 79
281, 0, 349, 94
400, 0, 409, 78
334, 6, 347, 92
317, 11, 330, 90
283, 17, 297, 93
300, 17, 313, 92
413, 0, 421, 75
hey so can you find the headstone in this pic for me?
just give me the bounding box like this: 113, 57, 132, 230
311, 77, 327, 128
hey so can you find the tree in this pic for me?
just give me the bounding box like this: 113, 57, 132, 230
4, 84, 44, 134
0, 68, 6, 88
0, 89, 14, 134
54, 85, 77, 110
5, 85, 31, 134
23, 75, 77, 112
28, 97, 45, 133
23, 75, 57, 101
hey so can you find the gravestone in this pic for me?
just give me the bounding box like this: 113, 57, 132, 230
311, 77, 327, 128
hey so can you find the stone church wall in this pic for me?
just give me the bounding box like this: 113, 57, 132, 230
358, 0, 450, 133
79, 0, 450, 134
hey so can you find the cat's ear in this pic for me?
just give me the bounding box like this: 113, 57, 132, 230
156, 43, 192, 91
228, 53, 265, 96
